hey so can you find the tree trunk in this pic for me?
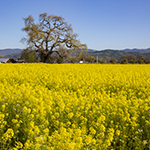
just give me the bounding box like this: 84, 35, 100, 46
43, 57, 47, 63
43, 52, 52, 63
43, 55, 48, 63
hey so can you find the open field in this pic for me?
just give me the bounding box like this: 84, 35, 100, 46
0, 64, 150, 149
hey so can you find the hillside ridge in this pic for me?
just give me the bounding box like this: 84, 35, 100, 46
1, 48, 150, 59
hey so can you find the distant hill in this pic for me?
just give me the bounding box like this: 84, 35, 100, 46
87, 48, 150, 59
1, 48, 150, 59
0, 49, 23, 57
122, 48, 150, 53
87, 49, 97, 53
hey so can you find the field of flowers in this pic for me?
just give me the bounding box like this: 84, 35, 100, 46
0, 64, 150, 149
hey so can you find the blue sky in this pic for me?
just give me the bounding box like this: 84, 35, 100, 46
0, 0, 150, 50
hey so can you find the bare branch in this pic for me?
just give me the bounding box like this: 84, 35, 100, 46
22, 12, 87, 63
52, 51, 63, 58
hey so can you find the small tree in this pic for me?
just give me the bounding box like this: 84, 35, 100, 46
22, 13, 87, 63
145, 57, 150, 64
85, 55, 96, 63
21, 48, 37, 62
137, 55, 145, 64
110, 58, 117, 64
70, 56, 79, 63
120, 58, 128, 64
98, 58, 105, 64
121, 55, 136, 64
78, 52, 86, 61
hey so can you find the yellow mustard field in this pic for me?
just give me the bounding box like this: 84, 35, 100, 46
0, 64, 150, 150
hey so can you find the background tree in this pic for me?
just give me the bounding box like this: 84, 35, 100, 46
78, 52, 86, 62
98, 58, 105, 64
85, 55, 96, 63
46, 56, 56, 63
121, 55, 137, 64
120, 58, 128, 64
21, 48, 37, 62
145, 57, 150, 64
110, 58, 117, 64
22, 13, 87, 63
70, 56, 79, 63
104, 56, 111, 63
137, 55, 145, 64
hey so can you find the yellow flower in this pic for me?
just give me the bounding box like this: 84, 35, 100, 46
0, 63, 150, 149
2, 104, 5, 111
12, 119, 18, 124
43, 128, 49, 134
115, 130, 120, 136
55, 112, 59, 118
68, 112, 74, 119
34, 126, 40, 135
89, 127, 96, 135
15, 141, 23, 149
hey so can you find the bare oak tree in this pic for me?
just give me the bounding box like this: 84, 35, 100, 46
22, 13, 87, 62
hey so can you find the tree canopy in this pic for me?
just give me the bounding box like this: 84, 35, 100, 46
22, 13, 87, 62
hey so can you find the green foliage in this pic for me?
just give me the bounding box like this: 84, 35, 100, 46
121, 55, 137, 64
110, 58, 117, 64
138, 55, 145, 64
70, 57, 79, 63
57, 57, 64, 63
78, 52, 86, 61
85, 55, 96, 63
121, 58, 128, 64
145, 57, 150, 64
98, 58, 105, 64
21, 49, 37, 62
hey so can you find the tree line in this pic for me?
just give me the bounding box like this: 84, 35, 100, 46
20, 49, 150, 64
110, 54, 150, 64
